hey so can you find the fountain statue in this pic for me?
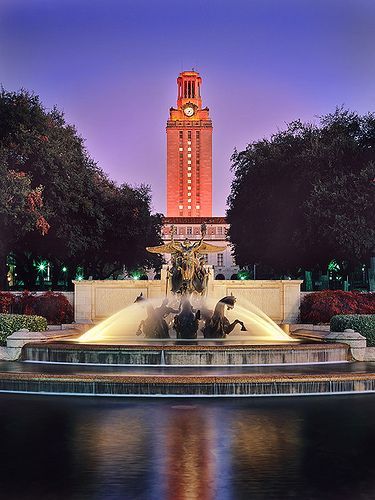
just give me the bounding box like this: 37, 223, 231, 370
136, 302, 171, 339
202, 295, 247, 338
133, 294, 246, 340
173, 297, 201, 339
146, 223, 226, 295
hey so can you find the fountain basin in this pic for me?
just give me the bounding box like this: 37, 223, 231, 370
21, 341, 350, 366
1, 368, 375, 397
0, 340, 371, 398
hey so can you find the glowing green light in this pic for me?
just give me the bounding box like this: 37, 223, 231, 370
38, 263, 46, 271
62, 266, 67, 272
328, 260, 340, 272
238, 270, 249, 280
77, 275, 83, 281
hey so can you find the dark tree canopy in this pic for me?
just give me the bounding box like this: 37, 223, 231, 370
227, 109, 375, 274
0, 89, 162, 288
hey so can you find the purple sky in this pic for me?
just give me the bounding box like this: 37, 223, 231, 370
1, 0, 375, 215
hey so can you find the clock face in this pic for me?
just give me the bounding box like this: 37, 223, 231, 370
184, 106, 194, 117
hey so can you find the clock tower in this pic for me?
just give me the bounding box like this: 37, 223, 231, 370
166, 70, 212, 217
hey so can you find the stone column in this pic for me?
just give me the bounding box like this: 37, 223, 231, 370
73, 280, 94, 323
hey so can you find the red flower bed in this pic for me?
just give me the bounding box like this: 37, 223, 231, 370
31, 291, 73, 325
300, 291, 375, 324
0, 291, 73, 325
0, 292, 16, 313
18, 290, 38, 316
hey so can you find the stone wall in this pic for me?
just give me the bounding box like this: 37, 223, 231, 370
74, 272, 302, 324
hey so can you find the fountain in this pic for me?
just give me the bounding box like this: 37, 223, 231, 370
76, 223, 295, 345
1, 224, 375, 398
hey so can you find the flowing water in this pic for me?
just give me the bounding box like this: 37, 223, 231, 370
78, 296, 295, 344
1, 394, 375, 499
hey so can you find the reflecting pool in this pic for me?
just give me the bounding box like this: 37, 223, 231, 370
1, 394, 375, 499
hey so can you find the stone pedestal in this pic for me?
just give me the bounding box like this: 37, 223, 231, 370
326, 329, 367, 361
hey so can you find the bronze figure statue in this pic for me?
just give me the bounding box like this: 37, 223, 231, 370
136, 303, 170, 339
173, 297, 201, 339
146, 223, 225, 295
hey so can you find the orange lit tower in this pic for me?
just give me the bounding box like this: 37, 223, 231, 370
166, 70, 212, 217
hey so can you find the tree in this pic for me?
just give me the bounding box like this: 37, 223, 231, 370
0, 88, 162, 288
0, 151, 49, 288
227, 108, 375, 276
82, 179, 163, 279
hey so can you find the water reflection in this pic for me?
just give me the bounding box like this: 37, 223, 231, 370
164, 407, 216, 500
1, 396, 375, 499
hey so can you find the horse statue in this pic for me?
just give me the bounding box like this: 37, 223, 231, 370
173, 298, 201, 339
202, 295, 247, 339
146, 223, 225, 295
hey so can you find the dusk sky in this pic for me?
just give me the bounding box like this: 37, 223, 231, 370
1, 0, 375, 215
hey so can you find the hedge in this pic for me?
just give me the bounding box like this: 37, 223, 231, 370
300, 291, 375, 324
0, 314, 47, 345
330, 315, 375, 346
0, 291, 73, 324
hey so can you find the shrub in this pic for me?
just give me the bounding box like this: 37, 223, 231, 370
0, 292, 16, 313
330, 315, 375, 346
31, 291, 73, 324
300, 291, 375, 324
0, 313, 47, 345
13, 291, 73, 325
17, 290, 37, 315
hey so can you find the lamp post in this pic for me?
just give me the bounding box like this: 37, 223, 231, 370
37, 261, 47, 289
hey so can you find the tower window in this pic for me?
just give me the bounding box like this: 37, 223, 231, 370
188, 131, 192, 140
217, 254, 224, 267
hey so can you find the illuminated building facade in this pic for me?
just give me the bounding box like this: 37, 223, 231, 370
166, 71, 212, 218
160, 70, 238, 279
